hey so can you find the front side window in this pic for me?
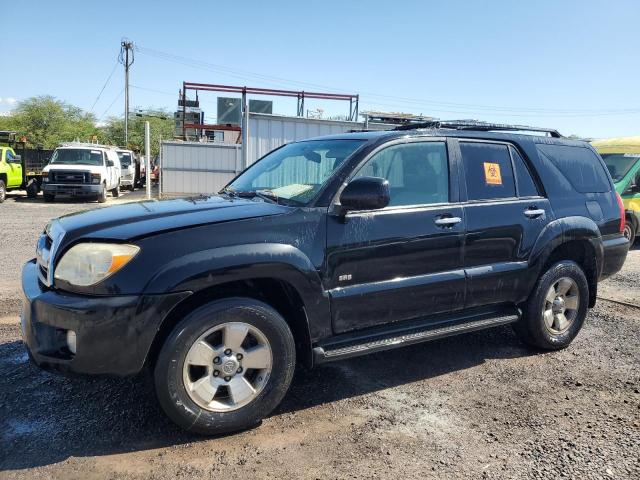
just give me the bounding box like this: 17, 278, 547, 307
600, 153, 640, 182
49, 148, 104, 166
5, 150, 14, 162
227, 139, 365, 206
354, 141, 449, 207
461, 142, 516, 201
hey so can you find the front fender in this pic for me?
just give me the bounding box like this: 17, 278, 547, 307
143, 243, 331, 339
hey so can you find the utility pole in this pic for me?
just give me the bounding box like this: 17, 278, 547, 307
145, 121, 151, 200
119, 39, 134, 146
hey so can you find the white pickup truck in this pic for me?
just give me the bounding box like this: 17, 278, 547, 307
42, 143, 121, 203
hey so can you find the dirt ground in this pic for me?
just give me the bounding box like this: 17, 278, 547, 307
0, 190, 638, 479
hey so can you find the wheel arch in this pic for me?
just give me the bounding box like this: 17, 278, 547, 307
529, 217, 602, 308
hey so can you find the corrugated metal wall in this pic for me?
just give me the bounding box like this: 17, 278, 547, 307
247, 113, 390, 165
161, 114, 393, 196
161, 141, 241, 195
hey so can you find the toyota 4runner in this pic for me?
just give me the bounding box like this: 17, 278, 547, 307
21, 122, 629, 435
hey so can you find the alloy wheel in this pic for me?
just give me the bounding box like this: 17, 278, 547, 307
182, 322, 273, 412
542, 277, 580, 334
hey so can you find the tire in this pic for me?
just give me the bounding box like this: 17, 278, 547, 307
43, 193, 55, 203
97, 185, 107, 203
110, 184, 120, 198
623, 219, 636, 245
26, 180, 38, 199
0, 180, 5, 203
513, 261, 589, 350
154, 297, 296, 435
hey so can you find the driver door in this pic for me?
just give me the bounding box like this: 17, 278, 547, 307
5, 150, 22, 187
325, 139, 466, 334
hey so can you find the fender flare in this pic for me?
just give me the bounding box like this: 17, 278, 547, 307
529, 216, 603, 278
143, 243, 331, 340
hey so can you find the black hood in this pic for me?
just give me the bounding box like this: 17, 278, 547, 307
53, 195, 291, 244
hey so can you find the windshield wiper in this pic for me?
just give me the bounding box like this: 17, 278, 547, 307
236, 189, 279, 204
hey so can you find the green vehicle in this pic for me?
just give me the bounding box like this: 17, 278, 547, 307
592, 135, 640, 244
0, 131, 47, 202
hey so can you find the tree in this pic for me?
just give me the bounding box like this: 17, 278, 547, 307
0, 96, 99, 148
101, 109, 174, 156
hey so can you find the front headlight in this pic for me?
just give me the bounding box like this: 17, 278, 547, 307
54, 243, 140, 286
42, 172, 49, 183
92, 173, 101, 184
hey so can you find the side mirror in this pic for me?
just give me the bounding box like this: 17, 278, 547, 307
12, 155, 22, 164
106, 159, 115, 167
339, 176, 390, 211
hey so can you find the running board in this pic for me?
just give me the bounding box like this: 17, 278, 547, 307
313, 308, 520, 364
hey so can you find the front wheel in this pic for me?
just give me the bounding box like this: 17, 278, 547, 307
513, 261, 589, 350
26, 180, 39, 199
110, 184, 120, 198
154, 298, 296, 435
97, 185, 107, 203
43, 193, 55, 203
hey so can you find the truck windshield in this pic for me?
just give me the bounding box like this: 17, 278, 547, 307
226, 139, 365, 205
50, 148, 104, 166
601, 153, 640, 182
117, 152, 132, 167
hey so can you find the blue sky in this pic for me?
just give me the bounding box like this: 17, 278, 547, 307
1, 0, 639, 138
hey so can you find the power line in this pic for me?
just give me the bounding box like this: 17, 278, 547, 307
89, 61, 119, 113
134, 44, 640, 117
98, 88, 125, 121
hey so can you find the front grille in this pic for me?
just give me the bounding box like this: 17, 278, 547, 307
51, 170, 90, 184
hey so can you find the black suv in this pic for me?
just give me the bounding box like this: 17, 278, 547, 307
21, 122, 629, 434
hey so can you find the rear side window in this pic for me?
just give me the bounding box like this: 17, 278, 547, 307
460, 142, 516, 201
537, 144, 610, 193
509, 146, 539, 197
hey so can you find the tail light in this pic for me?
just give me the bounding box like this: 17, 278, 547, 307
616, 192, 625, 234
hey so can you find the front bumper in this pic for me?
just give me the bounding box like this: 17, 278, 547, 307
42, 183, 103, 197
600, 234, 629, 280
21, 259, 190, 376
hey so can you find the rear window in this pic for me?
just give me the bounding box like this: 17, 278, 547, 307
460, 142, 516, 201
537, 144, 610, 193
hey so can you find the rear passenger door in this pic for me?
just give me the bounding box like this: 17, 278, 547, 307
326, 138, 466, 333
456, 139, 552, 308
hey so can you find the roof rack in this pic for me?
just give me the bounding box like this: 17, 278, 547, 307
58, 141, 117, 149
394, 120, 562, 138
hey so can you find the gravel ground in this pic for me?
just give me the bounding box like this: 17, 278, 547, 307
0, 190, 638, 479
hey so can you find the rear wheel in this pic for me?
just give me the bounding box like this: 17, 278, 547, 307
513, 261, 589, 350
154, 298, 296, 435
0, 180, 5, 203
26, 180, 39, 199
623, 219, 636, 245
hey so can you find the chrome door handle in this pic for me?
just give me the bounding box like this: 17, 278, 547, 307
434, 216, 462, 227
524, 208, 545, 218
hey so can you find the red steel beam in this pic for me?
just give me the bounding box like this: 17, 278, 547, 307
183, 82, 357, 101
184, 123, 241, 131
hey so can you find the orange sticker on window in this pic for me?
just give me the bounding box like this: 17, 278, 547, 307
483, 162, 502, 185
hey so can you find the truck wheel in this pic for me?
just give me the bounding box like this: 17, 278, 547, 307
111, 184, 120, 198
26, 181, 38, 199
97, 185, 107, 203
513, 261, 589, 350
154, 298, 296, 435
43, 193, 55, 203
0, 180, 5, 203
623, 218, 636, 245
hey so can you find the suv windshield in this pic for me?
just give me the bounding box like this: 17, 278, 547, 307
117, 151, 132, 167
226, 139, 365, 205
50, 148, 104, 166
601, 153, 640, 182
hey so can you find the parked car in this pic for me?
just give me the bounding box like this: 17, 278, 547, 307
21, 122, 628, 435
42, 143, 121, 203
592, 136, 640, 244
116, 149, 138, 191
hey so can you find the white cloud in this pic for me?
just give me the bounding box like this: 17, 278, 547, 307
0, 97, 18, 106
